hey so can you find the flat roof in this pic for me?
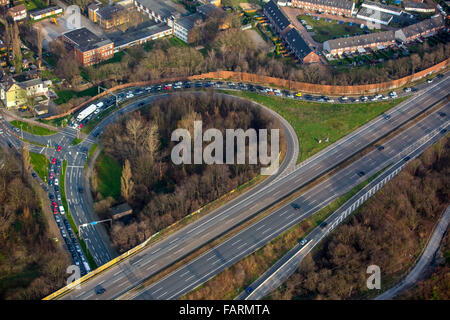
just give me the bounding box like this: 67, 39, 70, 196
357, 7, 394, 22
97, 4, 126, 20
135, 0, 187, 18
63, 27, 112, 52
113, 23, 172, 47
29, 6, 62, 17
175, 13, 203, 30
361, 0, 402, 13
293, 0, 354, 11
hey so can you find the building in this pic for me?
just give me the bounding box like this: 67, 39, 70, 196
323, 30, 396, 56
173, 13, 203, 43
284, 28, 320, 63
109, 203, 133, 220
29, 6, 63, 21
89, 4, 130, 29
134, 0, 187, 27
404, 1, 436, 13
395, 15, 444, 43
19, 78, 48, 96
61, 28, 114, 66
8, 4, 26, 21
356, 6, 394, 25
263, 0, 292, 34
361, 1, 403, 15
0, 78, 27, 108
113, 23, 172, 51
290, 0, 356, 16
0, 0, 10, 7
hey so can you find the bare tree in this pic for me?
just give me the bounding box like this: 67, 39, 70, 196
121, 159, 134, 202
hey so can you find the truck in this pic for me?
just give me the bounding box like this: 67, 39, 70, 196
83, 261, 91, 274
76, 104, 97, 122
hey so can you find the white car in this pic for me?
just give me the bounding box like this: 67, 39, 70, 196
54, 179, 59, 186
340, 96, 348, 100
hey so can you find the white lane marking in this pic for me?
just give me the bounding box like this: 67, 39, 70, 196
185, 275, 195, 282
255, 224, 266, 231
236, 242, 247, 250
231, 239, 241, 246
169, 237, 178, 244
180, 270, 190, 277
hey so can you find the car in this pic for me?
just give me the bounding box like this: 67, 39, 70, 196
96, 287, 106, 295
437, 74, 444, 79
52, 201, 58, 208
438, 112, 446, 117
441, 128, 447, 134
299, 238, 308, 246
78, 187, 83, 193
56, 145, 62, 152
31, 172, 37, 178
403, 87, 412, 93
54, 179, 59, 186
49, 193, 54, 200
320, 222, 328, 229
291, 203, 301, 210
426, 78, 433, 83
377, 145, 385, 151
383, 113, 391, 120
54, 185, 60, 192
340, 96, 349, 101
7, 142, 12, 148
56, 194, 61, 201
403, 156, 411, 161
245, 287, 252, 294
52, 158, 57, 164
357, 171, 365, 177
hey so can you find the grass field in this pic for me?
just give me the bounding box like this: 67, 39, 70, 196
54, 86, 99, 105
223, 91, 407, 163
95, 152, 122, 200
11, 120, 57, 136
298, 15, 377, 43
29, 152, 49, 182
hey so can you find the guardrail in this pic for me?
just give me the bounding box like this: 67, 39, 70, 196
243, 120, 449, 300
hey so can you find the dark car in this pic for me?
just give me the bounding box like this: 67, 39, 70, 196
403, 156, 411, 161
31, 172, 37, 178
96, 287, 106, 295
245, 287, 253, 294
357, 171, 365, 177
320, 222, 328, 229
78, 187, 83, 193
377, 145, 385, 151
291, 203, 301, 210
7, 142, 12, 148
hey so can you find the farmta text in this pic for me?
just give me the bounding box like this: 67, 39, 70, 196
179, 304, 270, 317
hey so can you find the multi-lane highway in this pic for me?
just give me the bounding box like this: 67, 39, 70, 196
51, 75, 449, 299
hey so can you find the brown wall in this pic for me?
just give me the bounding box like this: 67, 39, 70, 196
44, 58, 449, 120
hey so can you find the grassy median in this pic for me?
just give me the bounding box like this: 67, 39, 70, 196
29, 152, 49, 182
11, 120, 57, 136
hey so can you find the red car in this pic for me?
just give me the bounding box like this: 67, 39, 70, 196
49, 173, 54, 179
52, 158, 57, 164
52, 201, 58, 208
56, 145, 62, 152
53, 207, 58, 214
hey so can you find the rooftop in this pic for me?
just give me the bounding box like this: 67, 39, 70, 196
97, 4, 126, 20
294, 0, 354, 11
357, 7, 394, 23
113, 23, 172, 48
264, 0, 291, 31
361, 0, 402, 13
135, 0, 187, 18
398, 15, 444, 38
325, 30, 396, 50
284, 28, 313, 59
29, 5, 62, 17
63, 27, 112, 52
175, 13, 203, 30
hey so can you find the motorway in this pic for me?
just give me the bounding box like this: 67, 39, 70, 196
123, 103, 449, 300
50, 75, 449, 299
237, 124, 450, 300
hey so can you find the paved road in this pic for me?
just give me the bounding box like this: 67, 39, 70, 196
375, 205, 450, 300
57, 80, 449, 300
237, 126, 449, 300
123, 104, 449, 300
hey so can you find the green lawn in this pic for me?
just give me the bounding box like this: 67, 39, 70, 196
72, 137, 83, 145
95, 152, 122, 200
298, 15, 378, 43
29, 152, 49, 182
222, 91, 407, 163
54, 86, 99, 105
11, 120, 57, 136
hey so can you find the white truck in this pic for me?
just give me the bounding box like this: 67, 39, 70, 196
76, 104, 97, 122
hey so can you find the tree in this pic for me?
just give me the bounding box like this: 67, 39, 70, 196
36, 26, 43, 69
22, 145, 31, 178
12, 22, 22, 73
121, 159, 134, 202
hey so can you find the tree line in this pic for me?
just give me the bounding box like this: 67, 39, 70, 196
269, 136, 450, 300
0, 148, 69, 299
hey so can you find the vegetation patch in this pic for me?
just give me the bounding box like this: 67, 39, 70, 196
11, 120, 57, 136
29, 152, 49, 182
224, 91, 406, 163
